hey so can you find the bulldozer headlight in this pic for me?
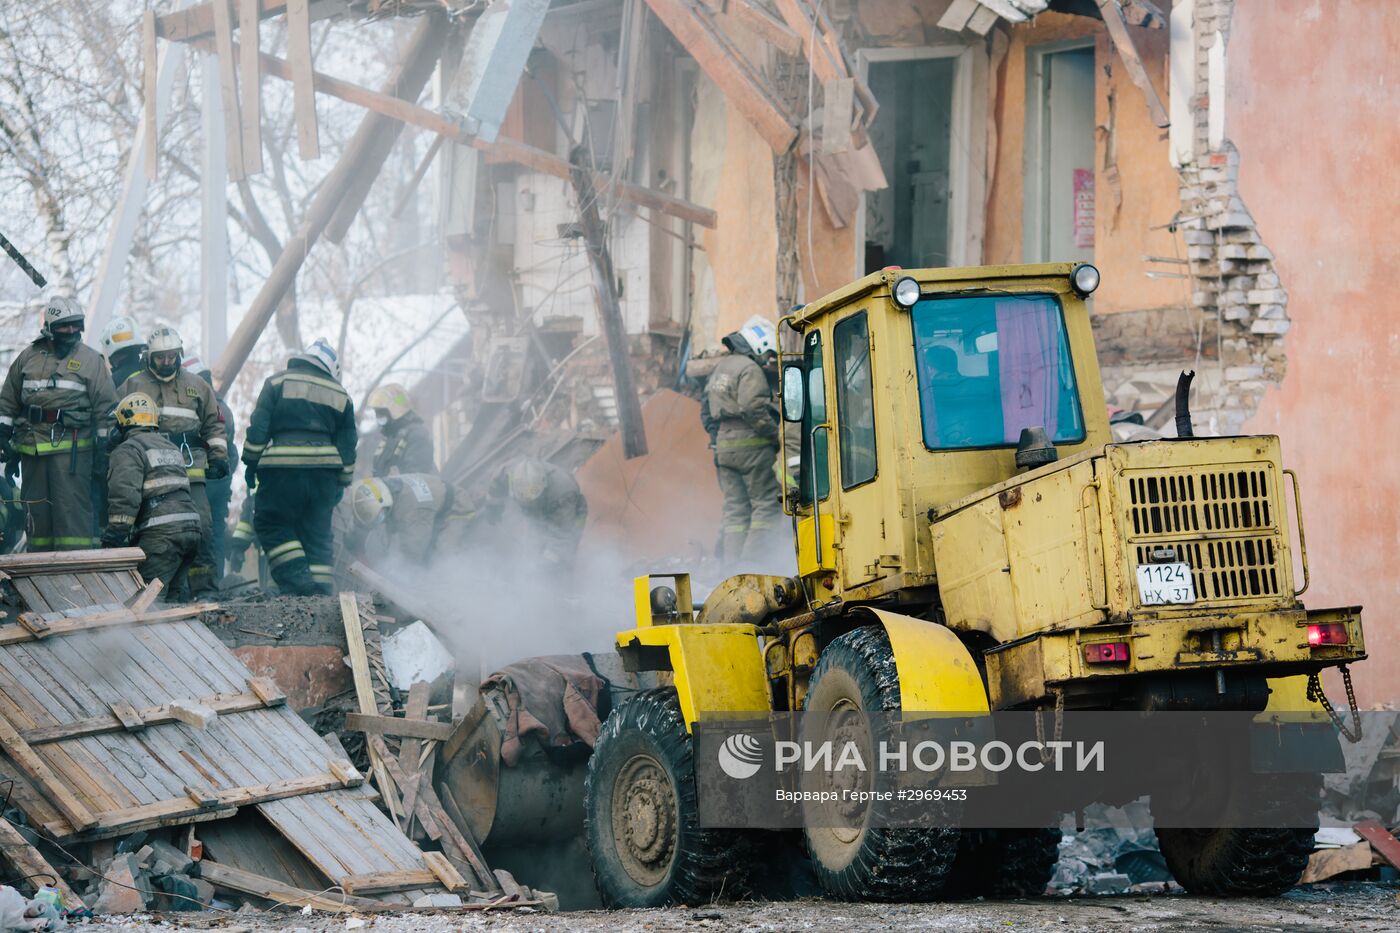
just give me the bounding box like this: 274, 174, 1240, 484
892, 276, 921, 309
1071, 263, 1101, 296
1306, 622, 1349, 646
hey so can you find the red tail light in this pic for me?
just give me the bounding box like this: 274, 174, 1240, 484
1307, 622, 1349, 646
1084, 642, 1130, 664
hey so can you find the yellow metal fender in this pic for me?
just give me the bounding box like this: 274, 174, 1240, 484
862, 608, 991, 713
614, 623, 770, 730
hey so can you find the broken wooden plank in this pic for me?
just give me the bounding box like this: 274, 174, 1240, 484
398, 682, 432, 779
238, 0, 264, 175
157, 0, 289, 43
0, 600, 213, 646
0, 714, 96, 830
340, 868, 439, 895
937, 0, 980, 32
198, 860, 385, 913
246, 676, 285, 707
442, 697, 489, 764
967, 5, 1000, 35
341, 593, 400, 826
1355, 819, 1400, 871
328, 758, 363, 787
643, 0, 797, 152
142, 10, 160, 180
423, 850, 467, 893
44, 772, 353, 841
211, 0, 246, 180
123, 578, 164, 614
0, 816, 77, 902
1095, 0, 1170, 127
345, 712, 454, 743
224, 41, 717, 230
23, 688, 279, 746
287, 0, 319, 159
707, 0, 802, 56
17, 613, 50, 638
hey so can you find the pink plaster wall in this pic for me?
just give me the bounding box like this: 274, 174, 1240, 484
1231, 0, 1400, 702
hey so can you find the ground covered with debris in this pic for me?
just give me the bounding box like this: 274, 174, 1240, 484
62, 883, 1400, 932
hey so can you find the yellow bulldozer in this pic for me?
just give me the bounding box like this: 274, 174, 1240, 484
582, 263, 1366, 905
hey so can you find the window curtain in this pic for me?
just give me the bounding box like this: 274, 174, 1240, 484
995, 300, 1060, 442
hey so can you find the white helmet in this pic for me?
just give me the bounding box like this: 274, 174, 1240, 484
506, 460, 549, 505
146, 325, 184, 381
724, 316, 778, 358
294, 337, 340, 380
40, 295, 84, 336
101, 316, 145, 356
351, 478, 393, 525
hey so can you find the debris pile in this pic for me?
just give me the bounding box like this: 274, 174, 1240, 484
1049, 802, 1172, 896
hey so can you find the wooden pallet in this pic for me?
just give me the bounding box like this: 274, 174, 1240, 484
0, 549, 460, 905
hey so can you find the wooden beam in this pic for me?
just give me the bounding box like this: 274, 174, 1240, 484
707, 0, 802, 56
345, 712, 455, 743
123, 577, 163, 614
442, 696, 489, 763
235, 43, 718, 229
0, 714, 96, 830
198, 860, 386, 913
340, 593, 400, 826
44, 772, 353, 841
0, 816, 77, 903
1095, 0, 1170, 127
22, 687, 277, 745
643, 0, 797, 152
238, 0, 264, 174
0, 602, 216, 647
211, 16, 448, 396
287, 0, 319, 159
340, 868, 439, 895
0, 548, 144, 574
211, 0, 246, 180
422, 850, 467, 893
156, 0, 289, 43
937, 0, 980, 32
142, 11, 159, 180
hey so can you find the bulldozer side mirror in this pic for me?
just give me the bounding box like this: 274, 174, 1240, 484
781, 364, 805, 422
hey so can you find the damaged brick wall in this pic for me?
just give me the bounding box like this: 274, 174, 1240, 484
1172, 0, 1288, 433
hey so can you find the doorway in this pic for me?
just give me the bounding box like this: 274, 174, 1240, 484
1024, 42, 1096, 263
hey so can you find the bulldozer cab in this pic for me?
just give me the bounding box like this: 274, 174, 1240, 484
781, 263, 1112, 603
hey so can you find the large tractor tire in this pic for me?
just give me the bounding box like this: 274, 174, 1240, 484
943, 829, 1062, 899
800, 626, 960, 901
584, 689, 750, 907
1156, 826, 1315, 897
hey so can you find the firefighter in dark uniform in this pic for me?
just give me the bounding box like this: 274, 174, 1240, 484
349, 473, 477, 567
102, 392, 202, 591
118, 327, 228, 595
227, 485, 261, 579
100, 315, 147, 388
367, 383, 436, 475
181, 352, 237, 582
0, 296, 118, 550
242, 338, 357, 595
700, 317, 782, 565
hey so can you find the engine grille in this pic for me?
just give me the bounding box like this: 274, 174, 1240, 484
1122, 465, 1286, 604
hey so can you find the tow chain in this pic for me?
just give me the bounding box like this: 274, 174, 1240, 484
1307, 664, 1362, 743
1035, 688, 1065, 764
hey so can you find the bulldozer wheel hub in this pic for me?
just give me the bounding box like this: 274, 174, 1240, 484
614, 753, 677, 886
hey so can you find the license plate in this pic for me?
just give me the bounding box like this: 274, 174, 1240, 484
1136, 562, 1197, 605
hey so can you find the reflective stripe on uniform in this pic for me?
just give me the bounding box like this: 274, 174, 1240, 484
141, 512, 201, 530
278, 375, 348, 411
267, 540, 306, 567
49, 536, 98, 548
717, 437, 774, 449
145, 448, 186, 468
309, 564, 334, 583
159, 406, 199, 420
22, 378, 86, 393
15, 436, 94, 456
186, 467, 206, 479
243, 441, 266, 454
232, 521, 254, 541
0, 415, 11, 426
108, 515, 136, 526
208, 438, 228, 450
142, 475, 189, 494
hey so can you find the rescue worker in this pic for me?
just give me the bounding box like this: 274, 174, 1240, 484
102, 392, 202, 591
181, 353, 237, 581
366, 383, 435, 476
227, 485, 263, 580
487, 459, 587, 574
0, 296, 118, 550
348, 473, 478, 567
100, 315, 147, 388
118, 327, 228, 595
700, 316, 782, 564
243, 338, 357, 595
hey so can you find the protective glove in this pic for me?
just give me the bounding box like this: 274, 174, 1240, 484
101, 525, 132, 549
244, 461, 258, 489
205, 458, 229, 481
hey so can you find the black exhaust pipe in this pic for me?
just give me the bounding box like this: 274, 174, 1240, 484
1174, 370, 1195, 438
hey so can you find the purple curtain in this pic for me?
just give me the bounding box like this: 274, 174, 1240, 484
996, 301, 1060, 442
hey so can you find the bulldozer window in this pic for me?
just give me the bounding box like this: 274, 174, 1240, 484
911, 293, 1084, 451
798, 332, 830, 505
834, 313, 877, 489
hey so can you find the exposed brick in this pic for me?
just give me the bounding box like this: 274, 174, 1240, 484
1183, 229, 1215, 245
1245, 244, 1274, 260
1251, 319, 1291, 335
1218, 244, 1248, 259
1246, 289, 1288, 304
1254, 272, 1281, 289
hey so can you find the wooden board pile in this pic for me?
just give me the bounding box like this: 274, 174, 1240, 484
0, 549, 533, 914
